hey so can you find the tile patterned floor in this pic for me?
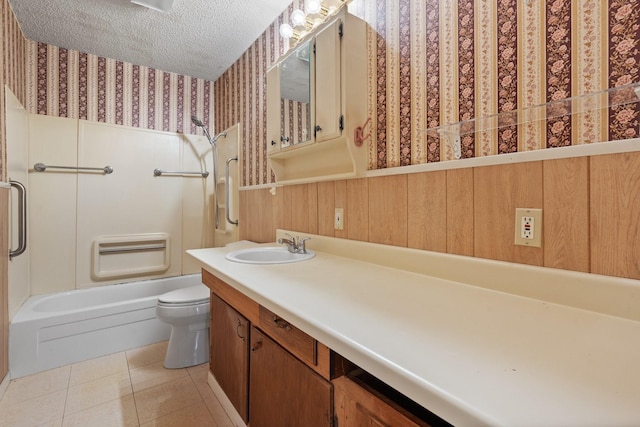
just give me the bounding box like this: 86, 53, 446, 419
0, 341, 236, 427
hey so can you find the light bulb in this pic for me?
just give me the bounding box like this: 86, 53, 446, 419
305, 0, 321, 14
279, 23, 294, 39
291, 9, 307, 27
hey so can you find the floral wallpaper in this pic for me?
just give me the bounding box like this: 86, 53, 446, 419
215, 0, 640, 186
425, 0, 440, 163
546, 0, 572, 148
30, 43, 215, 135
374, 0, 387, 169
609, 0, 640, 141
1, 0, 27, 180
496, 0, 517, 154
458, 0, 475, 159
398, 0, 412, 166
3, 0, 640, 184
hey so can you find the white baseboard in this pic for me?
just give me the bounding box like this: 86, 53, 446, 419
0, 372, 11, 400
207, 372, 247, 427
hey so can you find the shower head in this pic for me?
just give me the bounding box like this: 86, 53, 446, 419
191, 115, 214, 144
191, 115, 226, 147
191, 115, 204, 127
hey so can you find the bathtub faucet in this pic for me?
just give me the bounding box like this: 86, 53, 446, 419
277, 233, 310, 254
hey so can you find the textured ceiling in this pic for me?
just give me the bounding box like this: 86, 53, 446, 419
8, 0, 293, 82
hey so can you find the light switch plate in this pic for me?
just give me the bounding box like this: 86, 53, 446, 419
334, 208, 344, 230
514, 208, 542, 247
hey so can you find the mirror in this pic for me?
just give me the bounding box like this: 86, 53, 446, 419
279, 41, 312, 147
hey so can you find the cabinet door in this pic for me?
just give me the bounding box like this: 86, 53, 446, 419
250, 327, 333, 427
266, 64, 281, 153
210, 293, 250, 422
314, 18, 342, 142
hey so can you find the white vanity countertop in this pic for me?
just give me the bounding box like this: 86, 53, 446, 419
188, 235, 640, 427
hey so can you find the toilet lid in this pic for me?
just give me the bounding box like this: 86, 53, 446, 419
158, 284, 209, 304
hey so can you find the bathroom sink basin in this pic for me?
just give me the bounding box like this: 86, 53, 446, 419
225, 247, 315, 264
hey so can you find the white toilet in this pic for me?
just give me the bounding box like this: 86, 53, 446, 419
156, 284, 210, 369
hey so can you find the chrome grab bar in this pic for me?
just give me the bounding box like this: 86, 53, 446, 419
153, 169, 209, 178
225, 156, 239, 226
34, 163, 113, 174
9, 180, 27, 260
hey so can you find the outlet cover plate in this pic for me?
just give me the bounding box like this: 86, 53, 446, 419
514, 208, 542, 247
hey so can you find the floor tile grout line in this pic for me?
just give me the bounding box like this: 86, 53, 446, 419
194, 372, 237, 426
128, 358, 143, 427
0, 342, 232, 427
123, 348, 143, 426
131, 370, 205, 425
0, 381, 66, 407
61, 365, 71, 426
61, 353, 134, 422
62, 392, 136, 416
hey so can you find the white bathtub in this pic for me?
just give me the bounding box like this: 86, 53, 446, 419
9, 274, 203, 378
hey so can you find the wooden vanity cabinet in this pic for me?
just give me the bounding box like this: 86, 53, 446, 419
209, 293, 250, 422
250, 327, 333, 427
204, 269, 348, 425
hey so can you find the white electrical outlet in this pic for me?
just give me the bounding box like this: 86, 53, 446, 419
515, 208, 542, 247
521, 216, 534, 239
334, 208, 344, 230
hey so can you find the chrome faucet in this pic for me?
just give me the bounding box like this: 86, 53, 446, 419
277, 233, 310, 254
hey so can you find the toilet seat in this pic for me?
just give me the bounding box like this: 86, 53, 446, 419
158, 285, 209, 307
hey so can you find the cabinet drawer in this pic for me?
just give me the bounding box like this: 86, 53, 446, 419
334, 370, 450, 427
259, 305, 317, 367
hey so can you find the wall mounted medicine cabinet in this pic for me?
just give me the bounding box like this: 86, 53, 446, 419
266, 8, 368, 185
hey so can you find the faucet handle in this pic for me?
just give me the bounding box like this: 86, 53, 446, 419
284, 233, 296, 245
278, 233, 298, 253
297, 237, 311, 253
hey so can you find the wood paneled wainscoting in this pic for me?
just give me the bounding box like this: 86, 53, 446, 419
239, 151, 640, 281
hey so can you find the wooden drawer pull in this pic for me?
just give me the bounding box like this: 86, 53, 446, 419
251, 340, 263, 352
273, 316, 292, 330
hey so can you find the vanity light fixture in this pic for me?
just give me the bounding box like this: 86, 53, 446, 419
130, 0, 174, 12
279, 0, 345, 44
279, 23, 301, 41
279, 11, 306, 43
291, 9, 309, 27
305, 0, 328, 17
280, 9, 311, 42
